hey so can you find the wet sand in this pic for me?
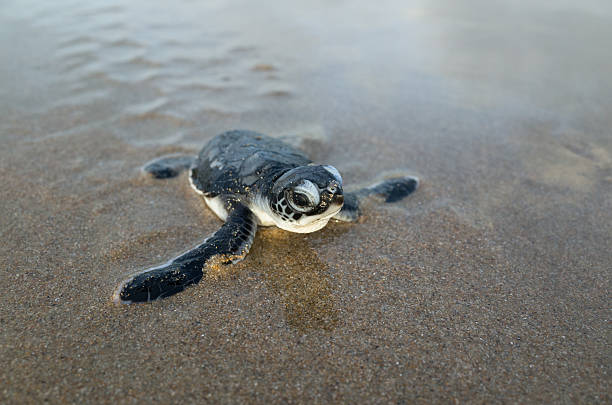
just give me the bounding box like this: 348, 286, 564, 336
1, 0, 610, 403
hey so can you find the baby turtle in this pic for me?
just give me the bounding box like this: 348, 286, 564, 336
114, 130, 418, 303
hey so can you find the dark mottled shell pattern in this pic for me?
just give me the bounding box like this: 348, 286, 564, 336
190, 130, 311, 199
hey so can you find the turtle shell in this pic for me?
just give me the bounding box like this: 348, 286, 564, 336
190, 130, 311, 198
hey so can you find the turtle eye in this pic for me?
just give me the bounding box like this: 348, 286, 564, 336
288, 190, 316, 213
292, 192, 310, 208
287, 180, 320, 213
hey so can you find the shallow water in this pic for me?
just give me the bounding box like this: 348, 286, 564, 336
1, 0, 610, 403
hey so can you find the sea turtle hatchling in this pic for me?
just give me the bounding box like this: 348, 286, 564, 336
114, 130, 418, 303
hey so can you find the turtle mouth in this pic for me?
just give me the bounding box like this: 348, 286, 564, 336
310, 188, 343, 215
322, 197, 344, 219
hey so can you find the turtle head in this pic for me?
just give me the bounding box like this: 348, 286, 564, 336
269, 165, 344, 233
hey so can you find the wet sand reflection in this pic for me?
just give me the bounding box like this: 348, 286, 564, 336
214, 227, 341, 331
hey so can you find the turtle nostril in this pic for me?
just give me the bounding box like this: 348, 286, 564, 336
327, 181, 341, 194
334, 193, 344, 205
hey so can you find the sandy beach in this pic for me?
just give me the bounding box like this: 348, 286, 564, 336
1, 0, 610, 403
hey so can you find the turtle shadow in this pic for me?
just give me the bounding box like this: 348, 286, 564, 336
246, 226, 348, 331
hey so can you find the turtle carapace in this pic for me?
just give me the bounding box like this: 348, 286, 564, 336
114, 130, 418, 303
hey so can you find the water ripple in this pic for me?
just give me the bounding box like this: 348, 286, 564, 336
4, 0, 295, 149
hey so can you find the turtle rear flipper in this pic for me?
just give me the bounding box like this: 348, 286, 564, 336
333, 176, 419, 222
366, 176, 419, 202
143, 155, 196, 179
113, 203, 257, 303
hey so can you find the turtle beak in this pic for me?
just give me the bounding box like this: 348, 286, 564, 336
329, 182, 344, 206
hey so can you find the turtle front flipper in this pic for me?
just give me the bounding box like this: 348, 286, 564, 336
113, 203, 257, 303
143, 155, 196, 179
333, 176, 419, 222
